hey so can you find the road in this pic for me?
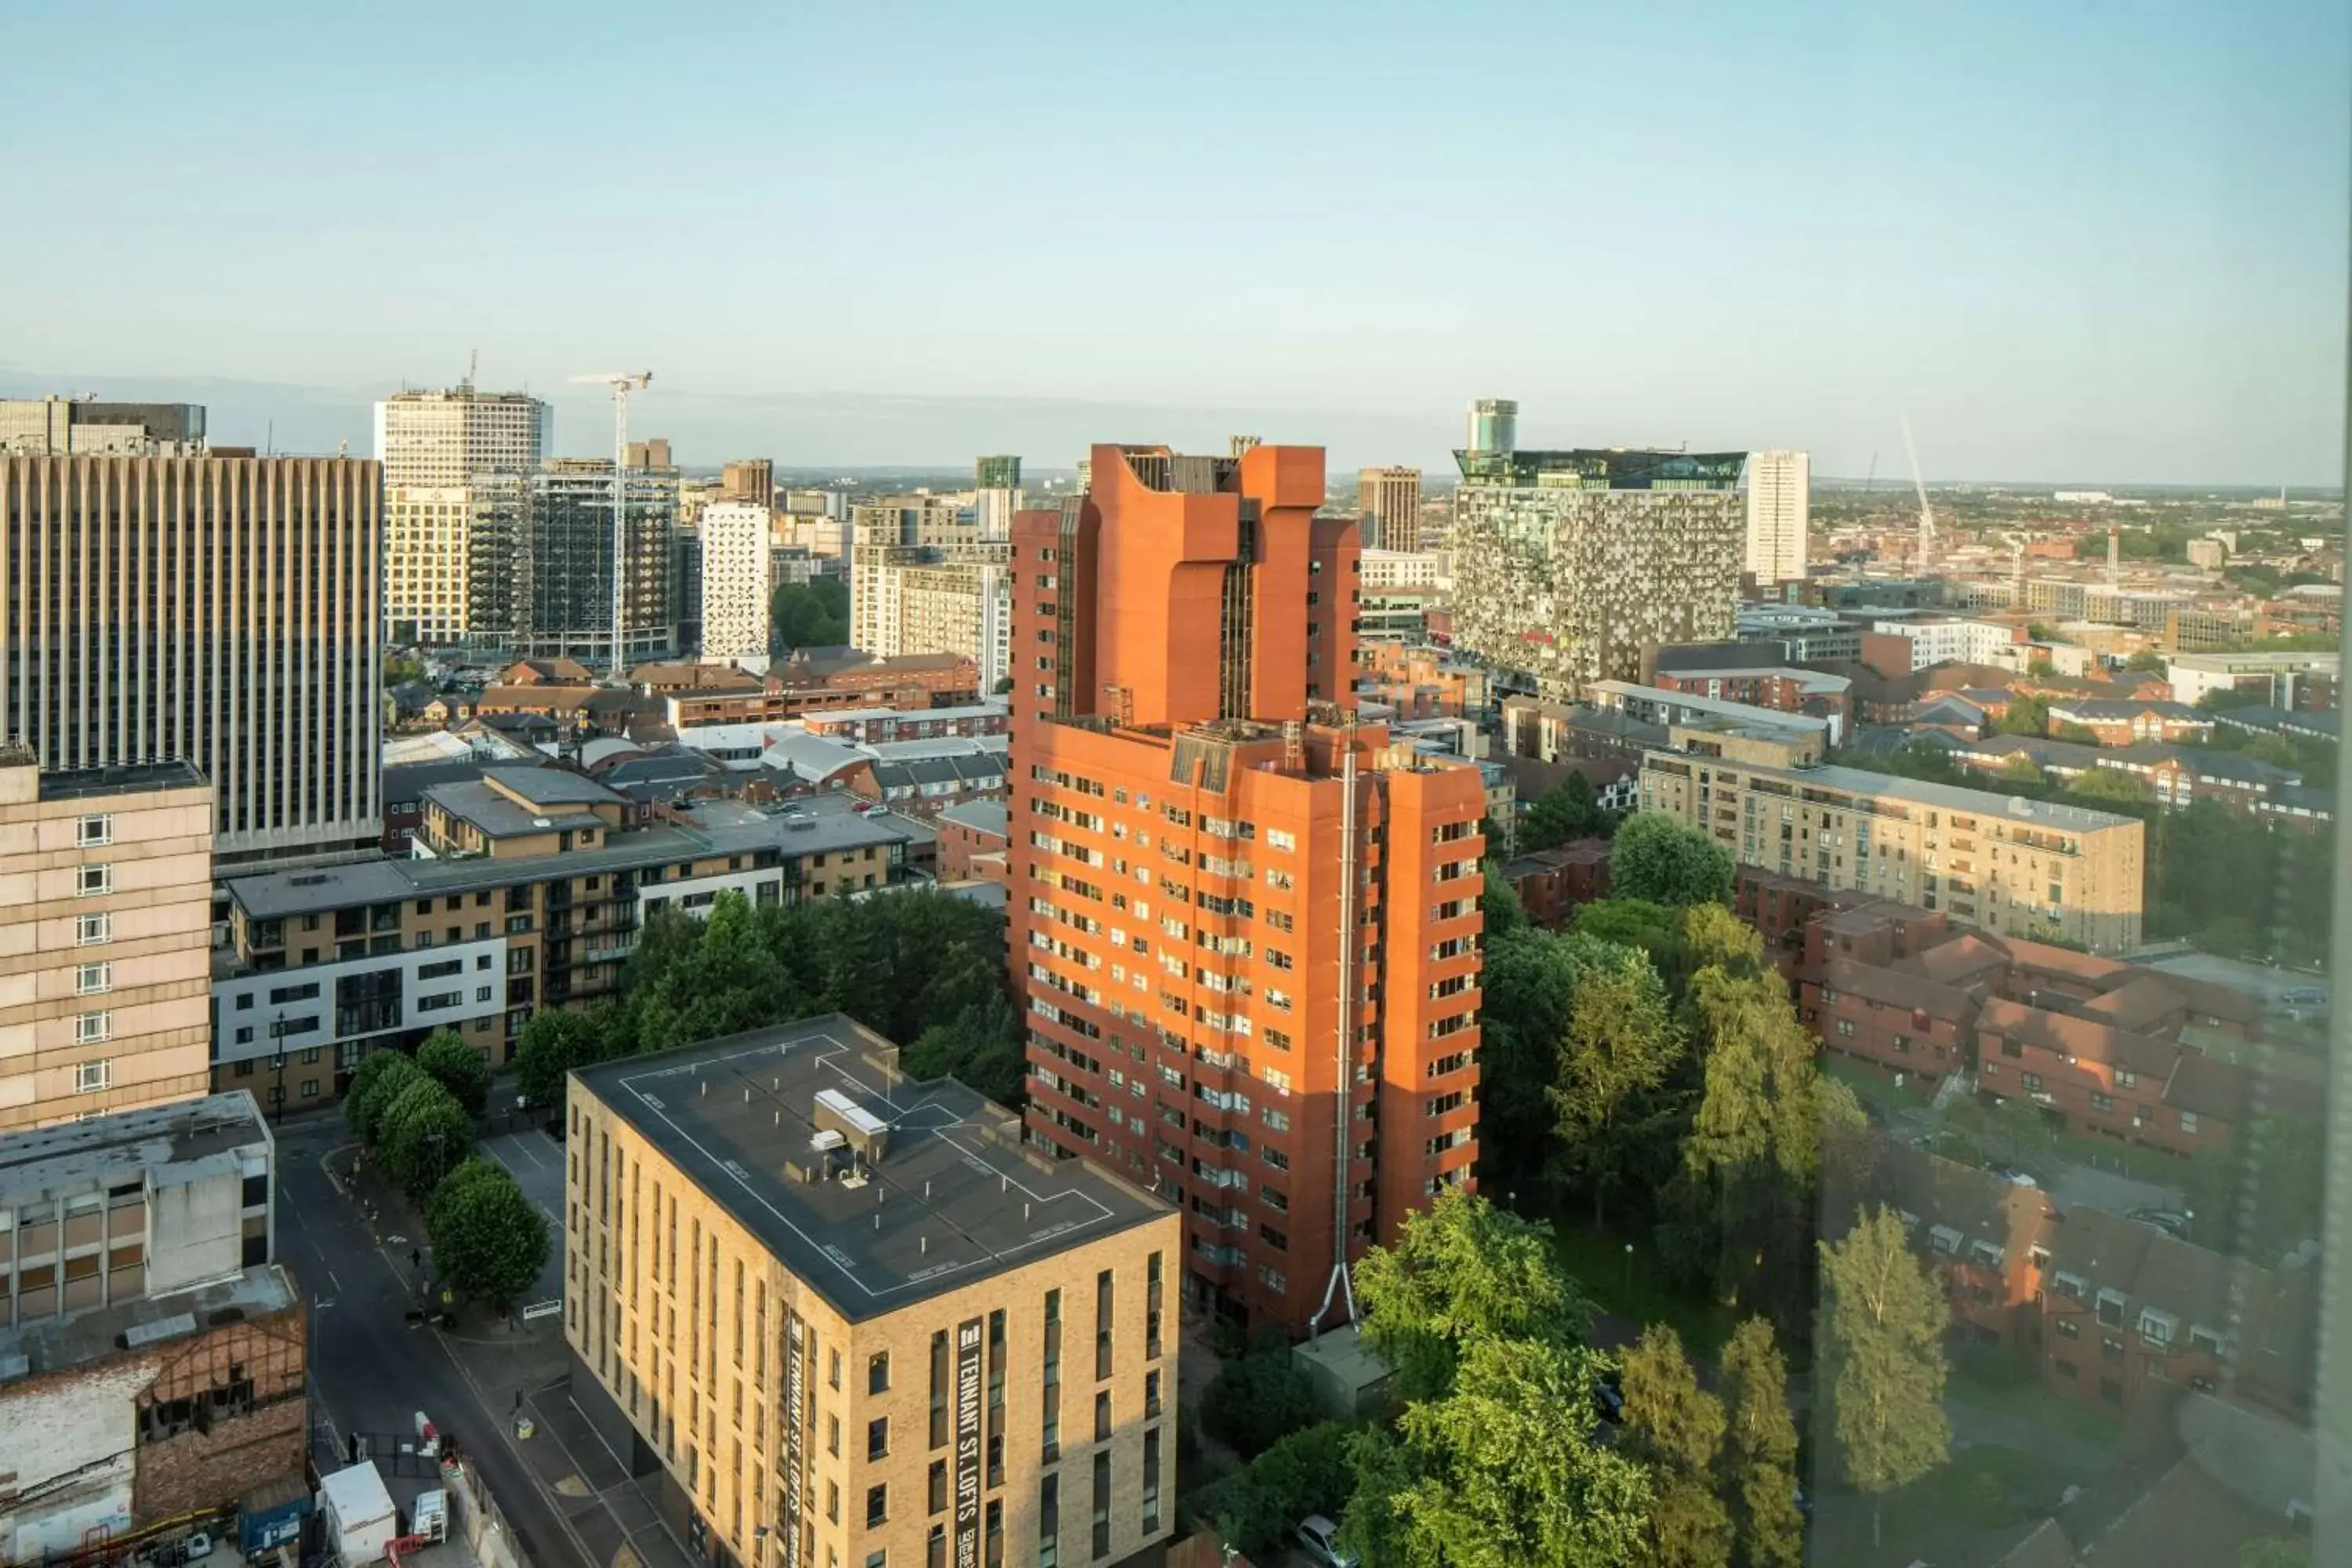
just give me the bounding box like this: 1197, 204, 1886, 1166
273, 1116, 592, 1567
2142, 951, 2323, 1011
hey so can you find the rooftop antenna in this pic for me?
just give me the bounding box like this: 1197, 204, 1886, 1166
568, 371, 655, 681
1900, 413, 1934, 571
464, 349, 477, 391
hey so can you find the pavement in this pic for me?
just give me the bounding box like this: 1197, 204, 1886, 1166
272, 1113, 692, 1568
479, 1128, 568, 1309
2046, 1162, 2183, 1218
2142, 951, 2324, 1011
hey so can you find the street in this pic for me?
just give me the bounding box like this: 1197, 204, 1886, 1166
272, 1116, 594, 1567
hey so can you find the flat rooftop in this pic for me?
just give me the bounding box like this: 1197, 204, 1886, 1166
0, 1091, 268, 1204
0, 1262, 295, 1381
573, 1017, 1170, 1323
8, 760, 209, 801
1653, 753, 2141, 833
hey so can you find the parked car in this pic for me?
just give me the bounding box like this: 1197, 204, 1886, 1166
1991, 1167, 2039, 1189
2281, 985, 2326, 1008
2128, 1207, 2193, 1238
1594, 1368, 1627, 1425
1295, 1515, 1359, 1568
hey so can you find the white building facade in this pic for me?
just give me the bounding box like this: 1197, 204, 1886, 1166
699, 502, 772, 659
1744, 448, 1809, 583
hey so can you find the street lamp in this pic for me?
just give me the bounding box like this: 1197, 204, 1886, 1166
1624, 1242, 1635, 1294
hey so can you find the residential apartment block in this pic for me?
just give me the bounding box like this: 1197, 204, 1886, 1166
0, 756, 213, 1133
849, 542, 1014, 693
1743, 448, 1809, 583
1450, 438, 1746, 695
0, 1094, 304, 1562
701, 502, 773, 659
2042, 699, 2215, 746
1639, 754, 2145, 952
0, 455, 382, 866
213, 780, 914, 1104
1010, 443, 1487, 1332
564, 1018, 1180, 1568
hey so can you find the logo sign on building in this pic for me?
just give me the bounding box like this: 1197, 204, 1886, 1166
954, 1316, 984, 1568
781, 1312, 807, 1568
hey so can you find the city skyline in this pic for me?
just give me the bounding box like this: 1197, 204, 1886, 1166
5, 1, 2346, 485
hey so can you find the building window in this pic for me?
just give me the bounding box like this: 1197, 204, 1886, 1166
76, 962, 111, 995
2089, 1091, 2114, 1114
76, 1011, 111, 1044
2180, 1111, 2199, 1134
868, 1417, 889, 1460
866, 1484, 888, 1528
1093, 1390, 1110, 1442
869, 1350, 891, 1394
78, 864, 112, 896
77, 913, 111, 946
78, 814, 113, 847
75, 1059, 111, 1093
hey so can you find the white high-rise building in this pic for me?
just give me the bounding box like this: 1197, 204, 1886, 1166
700, 502, 772, 659
1744, 448, 1809, 583
375, 387, 552, 644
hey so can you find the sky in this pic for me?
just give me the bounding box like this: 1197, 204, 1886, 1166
5, 0, 2348, 484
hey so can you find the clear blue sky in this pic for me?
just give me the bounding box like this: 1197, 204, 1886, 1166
5, 0, 2347, 482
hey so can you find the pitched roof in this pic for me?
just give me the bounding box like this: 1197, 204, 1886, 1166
1907, 932, 2016, 987
1822, 955, 1978, 1020
1976, 996, 2179, 1077
2047, 1205, 2244, 1329
2045, 699, 2204, 721
2161, 1051, 2254, 1121
1876, 1143, 2054, 1265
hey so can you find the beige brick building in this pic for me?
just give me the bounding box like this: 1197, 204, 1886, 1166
0, 753, 213, 1131
1639, 753, 2145, 953
566, 1017, 1180, 1568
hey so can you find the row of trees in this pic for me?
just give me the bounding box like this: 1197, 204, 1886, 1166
770, 576, 849, 653
1481, 812, 1864, 1340
516, 885, 1024, 1116
345, 1037, 550, 1307
1192, 1192, 1957, 1564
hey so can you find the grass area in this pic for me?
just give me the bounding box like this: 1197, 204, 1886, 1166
1893, 1444, 2053, 1534
1949, 1365, 2125, 1451
1544, 1213, 1740, 1359
1820, 1055, 1926, 1114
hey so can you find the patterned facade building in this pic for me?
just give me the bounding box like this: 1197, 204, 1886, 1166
1449, 442, 1746, 696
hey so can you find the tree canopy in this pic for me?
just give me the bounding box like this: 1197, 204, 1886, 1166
1717, 1318, 1806, 1568
1354, 1189, 1591, 1406
1820, 1206, 1952, 1548
376, 1076, 477, 1201
416, 1029, 492, 1116
1610, 814, 1734, 907
426, 1157, 551, 1307
771, 577, 848, 652
1521, 772, 1613, 852
346, 1051, 425, 1144
1621, 1325, 1731, 1568
1201, 1333, 1325, 1459
514, 1007, 604, 1112
1549, 960, 1683, 1228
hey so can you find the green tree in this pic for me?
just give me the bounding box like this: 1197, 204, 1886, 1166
902, 993, 1024, 1106
1990, 1092, 2053, 1161
1998, 693, 2052, 737
1620, 1325, 1731, 1568
1481, 866, 1529, 939
1198, 1421, 1356, 1559
2195, 685, 2263, 712
2067, 768, 2154, 804
1611, 814, 1735, 907
416, 1029, 492, 1116
426, 1158, 551, 1307
1679, 903, 1763, 985
347, 1051, 424, 1145
990, 674, 1014, 695
1341, 1335, 1651, 1568
1476, 930, 1645, 1185
1717, 1318, 1805, 1568
631, 890, 800, 1053
1572, 898, 1684, 965
2049, 720, 2100, 745
1355, 1189, 1592, 1405
1550, 960, 1683, 1228
1202, 1333, 1325, 1459
378, 1077, 476, 1202
2244, 733, 2302, 770
1522, 772, 1609, 852
2125, 648, 2168, 673
1820, 1207, 1952, 1548
771, 578, 850, 652
515, 1008, 602, 1112
1664, 969, 1865, 1336
1999, 753, 2045, 784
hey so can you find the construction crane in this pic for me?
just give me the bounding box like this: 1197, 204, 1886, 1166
568, 372, 654, 681
1900, 413, 1934, 572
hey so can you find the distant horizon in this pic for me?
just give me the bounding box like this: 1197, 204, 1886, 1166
3, 367, 2342, 494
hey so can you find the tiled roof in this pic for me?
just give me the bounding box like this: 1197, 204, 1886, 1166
1822, 955, 1977, 1020
1976, 996, 2179, 1077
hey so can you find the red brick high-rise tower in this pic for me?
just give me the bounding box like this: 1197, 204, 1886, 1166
1008, 442, 1485, 1332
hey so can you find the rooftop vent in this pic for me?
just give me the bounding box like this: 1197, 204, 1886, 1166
119, 1312, 198, 1350
814, 1088, 889, 1164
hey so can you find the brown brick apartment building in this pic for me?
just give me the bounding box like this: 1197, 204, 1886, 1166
935, 800, 1009, 885
565, 1018, 1180, 1568
0, 1094, 305, 1559
1009, 445, 1487, 1332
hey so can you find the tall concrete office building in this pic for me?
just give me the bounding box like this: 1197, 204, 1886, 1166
1744, 448, 1810, 584
975, 455, 1024, 542
0, 752, 214, 1131
1450, 433, 1746, 696
1009, 443, 1487, 1332
375, 386, 550, 645
700, 501, 772, 659
1465, 397, 1518, 456
0, 455, 381, 866
372, 386, 550, 490
1356, 466, 1421, 553
0, 397, 206, 457
720, 458, 774, 506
